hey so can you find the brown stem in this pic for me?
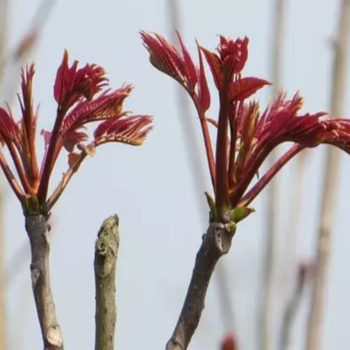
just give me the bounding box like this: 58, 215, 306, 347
166, 222, 235, 350
25, 215, 63, 350
94, 215, 119, 350
305, 1, 350, 350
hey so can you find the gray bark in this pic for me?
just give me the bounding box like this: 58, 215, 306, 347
94, 215, 119, 350
25, 214, 63, 350
166, 221, 235, 350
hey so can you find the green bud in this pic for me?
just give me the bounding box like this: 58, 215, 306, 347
230, 206, 255, 223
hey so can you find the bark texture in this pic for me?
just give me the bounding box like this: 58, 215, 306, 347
166, 221, 235, 350
94, 215, 119, 350
25, 215, 63, 350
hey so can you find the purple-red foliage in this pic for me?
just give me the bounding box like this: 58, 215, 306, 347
141, 30, 350, 220
0, 50, 153, 213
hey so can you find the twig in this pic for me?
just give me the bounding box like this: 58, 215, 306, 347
167, 0, 235, 333
259, 1, 287, 349
279, 261, 311, 350
278, 152, 307, 347
25, 214, 63, 350
166, 222, 235, 350
305, 1, 350, 349
94, 215, 119, 350
0, 2, 9, 350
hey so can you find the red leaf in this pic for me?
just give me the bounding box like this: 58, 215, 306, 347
140, 31, 186, 84
41, 129, 51, 150
200, 46, 222, 89
0, 107, 19, 142
229, 77, 271, 101
176, 31, 198, 91
61, 85, 132, 134
54, 50, 108, 108
63, 128, 88, 152
196, 42, 211, 113
217, 36, 249, 74
95, 114, 153, 146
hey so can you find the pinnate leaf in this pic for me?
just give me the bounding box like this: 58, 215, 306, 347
229, 77, 271, 101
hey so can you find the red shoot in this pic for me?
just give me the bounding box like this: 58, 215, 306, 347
0, 51, 153, 215
141, 31, 350, 222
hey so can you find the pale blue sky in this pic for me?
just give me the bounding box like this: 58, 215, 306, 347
4, 0, 350, 349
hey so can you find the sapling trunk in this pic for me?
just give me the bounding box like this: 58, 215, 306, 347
25, 215, 63, 350
166, 221, 235, 350
94, 215, 119, 350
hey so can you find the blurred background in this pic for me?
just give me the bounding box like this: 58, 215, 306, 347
1, 0, 350, 349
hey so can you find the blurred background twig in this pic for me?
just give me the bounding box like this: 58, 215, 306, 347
305, 1, 350, 349
259, 1, 287, 349
0, 1, 9, 349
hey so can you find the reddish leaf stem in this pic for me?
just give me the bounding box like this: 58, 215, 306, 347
45, 151, 86, 211
199, 113, 216, 191
0, 151, 24, 201
37, 108, 65, 205
239, 144, 303, 207
7, 142, 34, 194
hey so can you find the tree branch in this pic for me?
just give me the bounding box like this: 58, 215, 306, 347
94, 215, 119, 350
25, 214, 63, 350
166, 221, 235, 350
305, 1, 350, 349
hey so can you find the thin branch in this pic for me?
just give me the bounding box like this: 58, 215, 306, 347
279, 151, 308, 344
25, 214, 63, 350
0, 0, 55, 70
305, 1, 350, 349
94, 215, 119, 350
166, 222, 235, 350
259, 1, 287, 350
46, 152, 87, 211
167, 0, 235, 333
279, 262, 311, 350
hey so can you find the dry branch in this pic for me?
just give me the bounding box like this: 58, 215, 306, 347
94, 215, 119, 350
25, 215, 63, 350
166, 222, 235, 350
